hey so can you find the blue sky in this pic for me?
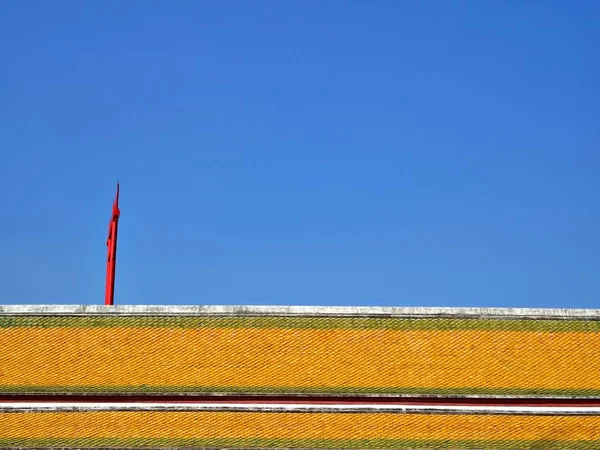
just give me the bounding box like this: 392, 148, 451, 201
1, 1, 598, 307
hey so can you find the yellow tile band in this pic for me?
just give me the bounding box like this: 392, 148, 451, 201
2, 321, 600, 395
0, 410, 598, 448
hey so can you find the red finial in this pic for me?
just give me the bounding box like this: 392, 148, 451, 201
104, 183, 120, 305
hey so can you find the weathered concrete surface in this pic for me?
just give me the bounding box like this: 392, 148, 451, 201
1, 304, 600, 319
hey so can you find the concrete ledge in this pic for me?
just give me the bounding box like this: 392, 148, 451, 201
1, 305, 600, 319
2, 402, 600, 416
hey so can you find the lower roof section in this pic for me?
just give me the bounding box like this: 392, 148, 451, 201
0, 405, 599, 449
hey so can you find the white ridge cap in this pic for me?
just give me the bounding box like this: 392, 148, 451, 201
0, 304, 599, 319
1, 402, 600, 415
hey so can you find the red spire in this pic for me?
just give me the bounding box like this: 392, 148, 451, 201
104, 183, 120, 305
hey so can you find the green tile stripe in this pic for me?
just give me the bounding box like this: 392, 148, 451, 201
0, 438, 598, 449
2, 385, 600, 397
2, 315, 600, 332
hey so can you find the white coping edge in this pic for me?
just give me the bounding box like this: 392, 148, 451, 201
1, 305, 600, 319
1, 402, 600, 416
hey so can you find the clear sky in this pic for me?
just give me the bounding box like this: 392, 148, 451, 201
1, 1, 598, 308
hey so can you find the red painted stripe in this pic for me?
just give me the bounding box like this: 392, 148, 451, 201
1, 394, 599, 407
